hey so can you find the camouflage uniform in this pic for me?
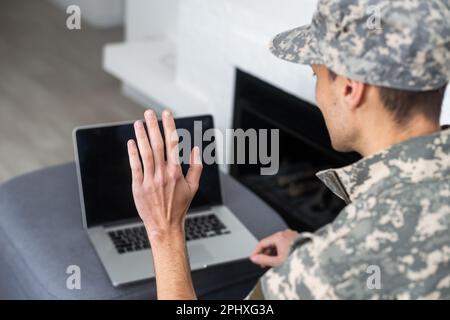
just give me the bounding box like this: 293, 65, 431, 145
248, 126, 450, 299
247, 0, 450, 299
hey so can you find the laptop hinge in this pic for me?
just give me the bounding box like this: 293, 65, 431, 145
101, 217, 142, 229
187, 206, 213, 214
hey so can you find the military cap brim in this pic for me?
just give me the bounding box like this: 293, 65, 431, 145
270, 24, 324, 66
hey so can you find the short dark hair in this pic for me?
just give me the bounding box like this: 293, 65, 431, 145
327, 69, 446, 124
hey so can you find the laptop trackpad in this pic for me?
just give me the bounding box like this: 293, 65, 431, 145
188, 244, 214, 264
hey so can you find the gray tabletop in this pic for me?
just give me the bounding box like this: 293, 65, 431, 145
0, 163, 287, 299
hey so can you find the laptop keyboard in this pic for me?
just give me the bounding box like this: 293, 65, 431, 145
108, 214, 230, 254
108, 225, 150, 254
185, 214, 230, 241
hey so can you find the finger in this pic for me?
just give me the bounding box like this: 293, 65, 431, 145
251, 235, 278, 256
186, 146, 203, 192
134, 120, 154, 177
127, 140, 144, 186
162, 110, 180, 166
249, 254, 279, 268
144, 110, 165, 174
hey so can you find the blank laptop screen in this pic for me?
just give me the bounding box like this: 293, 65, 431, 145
75, 115, 222, 228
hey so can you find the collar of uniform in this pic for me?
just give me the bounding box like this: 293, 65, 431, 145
316, 126, 450, 204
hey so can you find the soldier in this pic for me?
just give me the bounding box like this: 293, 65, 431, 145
247, 0, 450, 299
127, 0, 450, 299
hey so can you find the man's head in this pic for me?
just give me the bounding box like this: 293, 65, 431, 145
270, 0, 449, 153
312, 64, 447, 152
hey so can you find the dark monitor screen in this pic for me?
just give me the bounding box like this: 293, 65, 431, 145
75, 115, 222, 228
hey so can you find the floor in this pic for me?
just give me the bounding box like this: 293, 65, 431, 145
0, 0, 146, 183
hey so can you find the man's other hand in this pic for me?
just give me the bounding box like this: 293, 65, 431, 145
250, 229, 299, 268
127, 109, 203, 243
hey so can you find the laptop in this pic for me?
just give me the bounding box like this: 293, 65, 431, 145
73, 114, 258, 286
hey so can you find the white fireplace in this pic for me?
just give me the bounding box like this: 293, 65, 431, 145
103, 0, 449, 134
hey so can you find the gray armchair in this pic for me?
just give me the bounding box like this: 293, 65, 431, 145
0, 163, 287, 299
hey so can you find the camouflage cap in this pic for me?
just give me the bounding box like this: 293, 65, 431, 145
270, 0, 450, 91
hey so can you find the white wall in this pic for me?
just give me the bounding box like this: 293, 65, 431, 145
125, 0, 179, 42
175, 0, 319, 132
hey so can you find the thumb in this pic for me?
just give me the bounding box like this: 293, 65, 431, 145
250, 254, 279, 268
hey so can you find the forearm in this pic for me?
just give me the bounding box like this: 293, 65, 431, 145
128, 109, 202, 300
148, 228, 197, 300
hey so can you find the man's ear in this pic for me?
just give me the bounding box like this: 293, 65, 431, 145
342, 77, 366, 110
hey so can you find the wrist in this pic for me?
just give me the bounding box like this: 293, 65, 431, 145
145, 224, 185, 247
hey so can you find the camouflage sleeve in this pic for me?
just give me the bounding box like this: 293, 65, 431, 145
257, 192, 450, 299
244, 233, 317, 300
259, 233, 335, 299
257, 203, 363, 299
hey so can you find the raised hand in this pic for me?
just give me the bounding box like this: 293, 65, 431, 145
127, 109, 203, 242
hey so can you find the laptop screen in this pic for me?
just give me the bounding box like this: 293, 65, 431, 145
75, 115, 223, 228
